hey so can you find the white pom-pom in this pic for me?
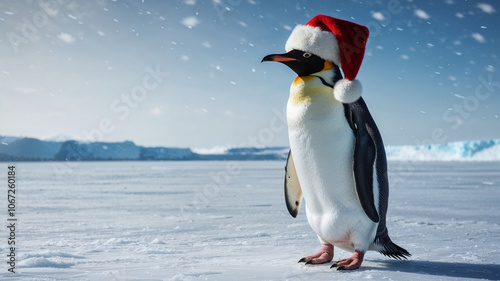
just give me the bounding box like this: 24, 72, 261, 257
333, 79, 362, 103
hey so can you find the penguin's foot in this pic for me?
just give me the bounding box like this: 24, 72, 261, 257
330, 250, 364, 270
298, 244, 333, 264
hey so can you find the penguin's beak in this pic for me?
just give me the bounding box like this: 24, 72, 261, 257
261, 50, 326, 77
261, 53, 298, 63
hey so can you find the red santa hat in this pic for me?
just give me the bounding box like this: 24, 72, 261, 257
285, 15, 369, 103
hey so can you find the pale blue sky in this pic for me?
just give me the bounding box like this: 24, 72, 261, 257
1, 0, 498, 149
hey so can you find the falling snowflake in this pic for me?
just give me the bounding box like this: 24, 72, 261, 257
58, 32, 75, 44
371, 11, 386, 21
181, 16, 200, 28
471, 33, 485, 43
477, 3, 496, 14
414, 9, 430, 20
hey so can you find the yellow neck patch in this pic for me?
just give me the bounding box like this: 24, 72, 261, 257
289, 63, 335, 106
290, 76, 315, 105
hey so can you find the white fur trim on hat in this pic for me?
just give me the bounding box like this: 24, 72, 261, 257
333, 79, 362, 103
285, 25, 341, 66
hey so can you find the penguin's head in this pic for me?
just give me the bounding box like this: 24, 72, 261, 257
262, 50, 327, 77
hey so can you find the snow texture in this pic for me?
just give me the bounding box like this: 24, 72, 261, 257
2, 161, 499, 280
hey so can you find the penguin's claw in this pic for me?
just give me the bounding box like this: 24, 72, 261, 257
330, 261, 339, 268
299, 244, 334, 265
332, 250, 365, 270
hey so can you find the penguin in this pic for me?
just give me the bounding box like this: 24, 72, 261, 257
262, 15, 410, 270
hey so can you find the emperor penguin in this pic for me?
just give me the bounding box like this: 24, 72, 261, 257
262, 15, 410, 270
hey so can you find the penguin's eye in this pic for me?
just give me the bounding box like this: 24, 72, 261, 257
303, 52, 312, 58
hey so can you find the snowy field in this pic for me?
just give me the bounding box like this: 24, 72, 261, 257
2, 160, 500, 281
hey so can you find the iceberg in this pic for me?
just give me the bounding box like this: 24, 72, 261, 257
386, 139, 500, 161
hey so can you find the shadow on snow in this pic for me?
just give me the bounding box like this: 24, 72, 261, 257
366, 259, 500, 280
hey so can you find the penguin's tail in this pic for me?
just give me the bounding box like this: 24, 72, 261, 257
376, 239, 411, 260
373, 229, 411, 260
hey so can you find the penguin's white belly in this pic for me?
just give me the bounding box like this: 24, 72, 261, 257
287, 98, 376, 251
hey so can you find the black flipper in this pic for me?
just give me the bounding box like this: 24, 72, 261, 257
345, 98, 411, 260
345, 99, 380, 223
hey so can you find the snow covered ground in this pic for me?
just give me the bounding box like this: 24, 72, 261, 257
2, 160, 500, 280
